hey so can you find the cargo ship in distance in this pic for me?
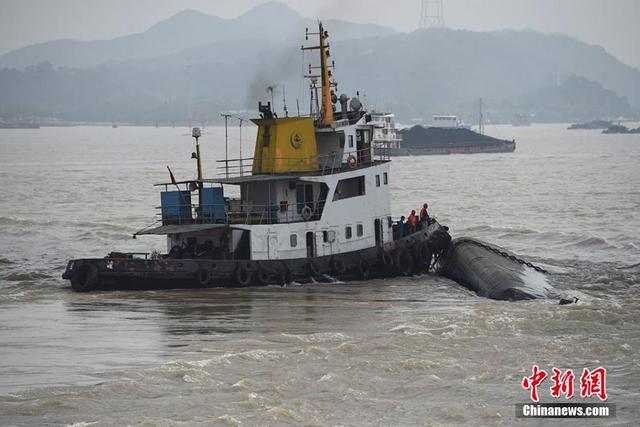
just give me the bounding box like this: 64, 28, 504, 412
374, 114, 516, 156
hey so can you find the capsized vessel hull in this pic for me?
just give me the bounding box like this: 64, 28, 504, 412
436, 238, 561, 301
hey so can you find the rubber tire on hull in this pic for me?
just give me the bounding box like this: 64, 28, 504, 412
309, 259, 321, 277
331, 257, 347, 276
380, 250, 394, 271
255, 265, 271, 286
235, 265, 252, 287
280, 266, 293, 285
197, 268, 211, 286
357, 258, 371, 279
419, 242, 433, 271
71, 263, 99, 292
394, 248, 414, 276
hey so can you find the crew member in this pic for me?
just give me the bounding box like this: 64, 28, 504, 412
407, 209, 418, 234
396, 216, 406, 239
419, 203, 431, 225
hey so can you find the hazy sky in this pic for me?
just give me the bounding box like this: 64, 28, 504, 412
1, 0, 639, 69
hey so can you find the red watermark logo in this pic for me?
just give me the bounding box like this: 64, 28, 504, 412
522, 366, 607, 402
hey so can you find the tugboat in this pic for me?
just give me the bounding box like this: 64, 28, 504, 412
62, 23, 452, 292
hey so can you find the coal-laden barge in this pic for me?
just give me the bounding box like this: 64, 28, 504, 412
62, 22, 452, 292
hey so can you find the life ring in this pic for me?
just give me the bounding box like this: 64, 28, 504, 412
255, 264, 271, 286
234, 264, 252, 287
347, 154, 357, 169
301, 205, 313, 221
197, 267, 211, 286
380, 250, 394, 270
357, 258, 371, 279
394, 248, 413, 276
331, 256, 347, 275
71, 263, 99, 292
308, 259, 321, 277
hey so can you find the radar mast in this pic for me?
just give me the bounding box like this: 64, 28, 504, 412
302, 22, 336, 127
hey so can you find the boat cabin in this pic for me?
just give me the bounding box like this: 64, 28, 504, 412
134, 23, 395, 262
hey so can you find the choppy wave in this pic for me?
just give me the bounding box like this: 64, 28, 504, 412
4, 271, 50, 282
1, 125, 640, 425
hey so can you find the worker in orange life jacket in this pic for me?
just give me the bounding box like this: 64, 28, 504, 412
407, 209, 418, 234
419, 203, 431, 226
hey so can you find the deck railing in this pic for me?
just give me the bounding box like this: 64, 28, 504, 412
217, 147, 388, 179
158, 199, 328, 226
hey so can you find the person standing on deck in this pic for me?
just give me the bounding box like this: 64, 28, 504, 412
420, 203, 431, 225
397, 216, 406, 239
407, 210, 418, 234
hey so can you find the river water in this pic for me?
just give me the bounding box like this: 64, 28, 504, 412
0, 124, 638, 426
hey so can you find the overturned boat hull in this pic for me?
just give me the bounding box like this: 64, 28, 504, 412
436, 238, 559, 301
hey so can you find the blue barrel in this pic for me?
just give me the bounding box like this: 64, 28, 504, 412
161, 191, 192, 225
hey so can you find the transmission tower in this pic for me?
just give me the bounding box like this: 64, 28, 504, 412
419, 0, 445, 29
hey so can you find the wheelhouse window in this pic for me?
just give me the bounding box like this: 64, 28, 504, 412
375, 175, 380, 187
345, 226, 352, 239
383, 172, 388, 185
333, 176, 365, 201
290, 234, 297, 247
348, 135, 354, 148
357, 224, 363, 237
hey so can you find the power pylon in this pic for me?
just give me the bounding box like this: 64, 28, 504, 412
419, 0, 445, 29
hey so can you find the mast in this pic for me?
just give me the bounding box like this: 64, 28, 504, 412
221, 113, 231, 178
302, 22, 335, 127
191, 127, 204, 216
478, 98, 485, 135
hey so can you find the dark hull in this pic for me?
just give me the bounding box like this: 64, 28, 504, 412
376, 143, 515, 157
63, 222, 452, 292
388, 126, 516, 156
436, 238, 560, 301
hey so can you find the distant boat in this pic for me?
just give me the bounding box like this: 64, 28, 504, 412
512, 114, 531, 127
372, 114, 515, 156
568, 120, 612, 130
0, 121, 40, 129
112, 123, 118, 128
602, 124, 640, 134
386, 126, 516, 156
431, 115, 471, 130
370, 112, 402, 150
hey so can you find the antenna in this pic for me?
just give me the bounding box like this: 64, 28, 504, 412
478, 98, 485, 135
301, 22, 337, 126
420, 0, 445, 29
267, 85, 276, 115
191, 127, 204, 213
238, 117, 244, 176
220, 113, 232, 178
283, 85, 289, 117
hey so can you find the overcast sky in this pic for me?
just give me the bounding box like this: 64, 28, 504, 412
1, 0, 638, 69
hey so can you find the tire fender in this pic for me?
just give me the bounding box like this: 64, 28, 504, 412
331, 256, 347, 275
71, 263, 99, 292
394, 248, 413, 276
235, 264, 252, 287
197, 267, 211, 286
357, 258, 371, 279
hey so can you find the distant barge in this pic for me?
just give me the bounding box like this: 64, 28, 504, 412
377, 126, 515, 156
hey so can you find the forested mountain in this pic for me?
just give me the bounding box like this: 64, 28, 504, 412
1, 2, 638, 124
